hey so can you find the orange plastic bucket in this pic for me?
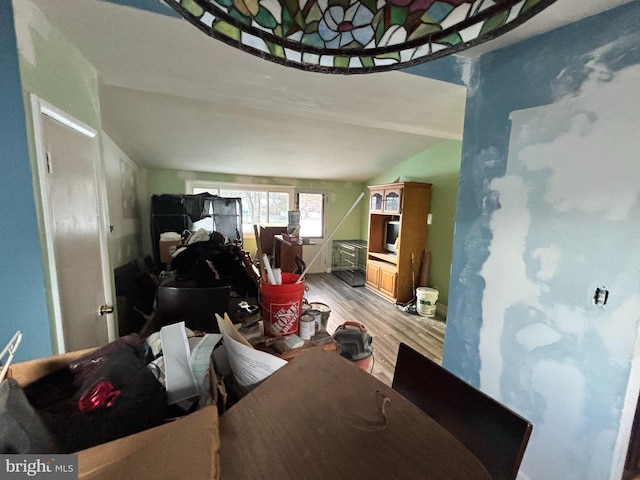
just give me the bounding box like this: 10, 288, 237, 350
260, 273, 305, 337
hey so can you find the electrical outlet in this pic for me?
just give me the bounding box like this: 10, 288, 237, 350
594, 286, 609, 306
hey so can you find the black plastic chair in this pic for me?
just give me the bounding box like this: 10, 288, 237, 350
392, 343, 532, 480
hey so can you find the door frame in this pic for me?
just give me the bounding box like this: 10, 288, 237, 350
30, 94, 116, 352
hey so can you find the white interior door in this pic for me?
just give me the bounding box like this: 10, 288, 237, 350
32, 96, 115, 352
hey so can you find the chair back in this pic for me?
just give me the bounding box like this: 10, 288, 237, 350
392, 343, 532, 480
153, 284, 231, 333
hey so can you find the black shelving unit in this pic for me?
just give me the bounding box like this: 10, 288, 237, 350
332, 240, 367, 287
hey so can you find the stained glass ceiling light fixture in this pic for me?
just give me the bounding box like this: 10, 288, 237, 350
165, 0, 558, 74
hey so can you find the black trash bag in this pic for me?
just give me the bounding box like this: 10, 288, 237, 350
23, 347, 166, 453
0, 378, 57, 454
172, 240, 258, 297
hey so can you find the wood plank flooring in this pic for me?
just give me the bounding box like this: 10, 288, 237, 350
303, 272, 446, 386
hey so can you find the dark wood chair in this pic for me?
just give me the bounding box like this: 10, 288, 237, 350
391, 343, 532, 480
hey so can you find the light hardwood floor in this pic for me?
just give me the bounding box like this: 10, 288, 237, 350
303, 272, 446, 386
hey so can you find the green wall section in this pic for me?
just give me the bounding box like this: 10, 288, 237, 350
17, 1, 101, 130
14, 0, 103, 354
16, 0, 102, 235
146, 139, 461, 307
364, 140, 462, 306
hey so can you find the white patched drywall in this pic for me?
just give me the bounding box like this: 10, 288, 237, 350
479, 45, 640, 479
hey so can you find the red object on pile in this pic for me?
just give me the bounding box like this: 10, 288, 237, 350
78, 380, 122, 412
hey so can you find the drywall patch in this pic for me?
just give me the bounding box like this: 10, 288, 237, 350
479, 54, 640, 479
550, 304, 588, 340
478, 174, 540, 396
517, 65, 640, 221
527, 359, 587, 479
516, 323, 562, 352
594, 295, 640, 366
532, 246, 560, 282
553, 32, 640, 102
459, 56, 478, 97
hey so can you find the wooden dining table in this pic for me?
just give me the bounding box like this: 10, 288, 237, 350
218, 349, 492, 479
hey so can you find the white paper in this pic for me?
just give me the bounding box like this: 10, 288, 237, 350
216, 313, 287, 387
161, 322, 200, 404
190, 333, 222, 388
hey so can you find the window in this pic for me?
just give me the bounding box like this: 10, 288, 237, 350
187, 181, 326, 238
297, 192, 324, 238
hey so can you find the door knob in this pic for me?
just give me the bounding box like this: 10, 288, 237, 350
99, 304, 114, 316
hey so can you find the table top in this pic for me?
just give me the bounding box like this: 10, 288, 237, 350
218, 349, 491, 480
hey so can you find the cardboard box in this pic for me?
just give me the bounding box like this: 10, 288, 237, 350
9, 349, 220, 480
159, 239, 181, 263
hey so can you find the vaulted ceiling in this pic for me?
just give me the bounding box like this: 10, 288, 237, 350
30, 0, 631, 181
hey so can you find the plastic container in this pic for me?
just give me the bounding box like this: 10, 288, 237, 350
260, 273, 305, 337
416, 287, 438, 317
287, 210, 301, 225
287, 210, 301, 235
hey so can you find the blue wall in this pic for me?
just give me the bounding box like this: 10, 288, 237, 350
0, 0, 53, 361
403, 54, 468, 86
444, 2, 640, 479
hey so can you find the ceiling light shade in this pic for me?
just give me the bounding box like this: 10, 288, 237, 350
165, 0, 557, 74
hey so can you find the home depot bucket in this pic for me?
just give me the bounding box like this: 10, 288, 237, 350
260, 273, 305, 337
416, 287, 439, 317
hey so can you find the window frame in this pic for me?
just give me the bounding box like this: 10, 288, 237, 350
294, 188, 327, 239
185, 181, 327, 239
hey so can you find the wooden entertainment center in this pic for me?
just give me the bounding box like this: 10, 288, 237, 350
365, 181, 431, 303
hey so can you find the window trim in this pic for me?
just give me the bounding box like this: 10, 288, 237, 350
185, 181, 327, 239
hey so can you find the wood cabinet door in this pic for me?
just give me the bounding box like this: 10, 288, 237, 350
366, 262, 381, 288
383, 187, 403, 214
379, 267, 398, 298
369, 189, 384, 212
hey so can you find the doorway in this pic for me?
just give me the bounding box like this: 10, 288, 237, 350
31, 95, 115, 352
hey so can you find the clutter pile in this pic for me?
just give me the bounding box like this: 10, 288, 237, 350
169, 228, 258, 298
1, 326, 221, 457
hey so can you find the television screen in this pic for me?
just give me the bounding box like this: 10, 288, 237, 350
385, 221, 400, 254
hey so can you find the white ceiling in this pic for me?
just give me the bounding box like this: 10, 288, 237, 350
30, 0, 631, 182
